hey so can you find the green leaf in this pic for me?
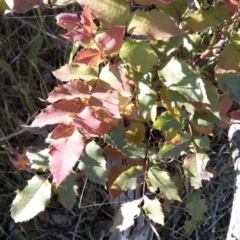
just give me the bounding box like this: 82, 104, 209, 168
119, 39, 158, 73
186, 190, 208, 222
110, 199, 141, 232
56, 172, 77, 211
194, 135, 210, 151
158, 133, 191, 158
153, 111, 181, 131
0, 58, 16, 80
11, 175, 51, 222
111, 166, 144, 191
143, 196, 164, 225
218, 73, 240, 103
104, 125, 126, 149
136, 78, 157, 120
125, 122, 145, 146
127, 9, 183, 40
122, 142, 147, 159
159, 58, 208, 103
26, 148, 49, 171
147, 166, 181, 201
183, 153, 213, 189
215, 31, 240, 77
78, 141, 107, 186
28, 35, 43, 62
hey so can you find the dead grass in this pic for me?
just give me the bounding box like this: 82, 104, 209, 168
0, 4, 235, 240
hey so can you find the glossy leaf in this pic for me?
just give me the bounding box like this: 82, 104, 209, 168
147, 166, 181, 201
143, 196, 164, 225
79, 141, 107, 186
111, 166, 144, 191
183, 153, 213, 189
11, 175, 51, 222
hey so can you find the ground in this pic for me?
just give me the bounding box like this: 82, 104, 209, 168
0, 4, 236, 240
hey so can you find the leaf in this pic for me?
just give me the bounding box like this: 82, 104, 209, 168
30, 99, 83, 128
78, 141, 107, 186
99, 64, 132, 97
108, 165, 130, 199
218, 96, 233, 114
159, 58, 210, 103
186, 190, 208, 222
153, 111, 181, 131
143, 196, 164, 225
218, 73, 240, 103
52, 63, 98, 82
80, 5, 98, 33
215, 31, 240, 78
122, 142, 147, 159
183, 153, 213, 189
11, 175, 51, 222
56, 172, 77, 211
127, 9, 183, 40
194, 135, 210, 151
125, 122, 145, 146
136, 80, 157, 120
135, 0, 172, 5
158, 133, 191, 158
73, 48, 103, 67
120, 39, 158, 72
104, 125, 126, 149
77, 0, 130, 27
0, 58, 16, 80
147, 166, 181, 201
56, 13, 80, 30
27, 148, 49, 171
50, 124, 76, 139
97, 26, 125, 55
111, 166, 144, 191
4, 0, 45, 13
47, 80, 89, 103
225, 0, 240, 11
49, 130, 85, 186
110, 199, 141, 232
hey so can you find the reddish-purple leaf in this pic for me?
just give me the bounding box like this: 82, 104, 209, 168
47, 80, 90, 103
74, 48, 103, 67
50, 124, 76, 139
90, 88, 121, 118
49, 130, 85, 186
71, 106, 102, 136
97, 26, 125, 55
5, 0, 45, 13
31, 99, 83, 128
80, 5, 98, 33
56, 13, 80, 30
61, 29, 91, 42
99, 64, 132, 97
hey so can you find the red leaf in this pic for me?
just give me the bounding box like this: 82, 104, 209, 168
31, 99, 83, 128
49, 130, 85, 186
218, 96, 233, 114
230, 110, 240, 120
50, 124, 76, 139
61, 29, 91, 42
90, 88, 121, 118
56, 13, 80, 30
74, 48, 103, 67
71, 106, 103, 136
97, 26, 125, 55
47, 80, 90, 103
224, 0, 239, 11
81, 5, 98, 33
4, 0, 45, 13
99, 64, 132, 97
